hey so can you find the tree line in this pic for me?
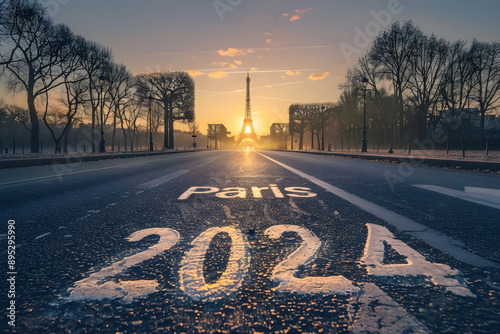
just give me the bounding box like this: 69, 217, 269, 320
0, 0, 194, 153
290, 21, 500, 150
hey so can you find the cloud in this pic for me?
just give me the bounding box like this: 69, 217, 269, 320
286, 70, 300, 76
266, 39, 272, 44
309, 72, 330, 80
209, 71, 229, 79
282, 13, 289, 17
264, 32, 272, 37
290, 15, 301, 21
188, 70, 204, 77
234, 60, 242, 65
250, 67, 258, 71
247, 49, 255, 54
295, 9, 307, 14
229, 63, 237, 69
218, 48, 247, 57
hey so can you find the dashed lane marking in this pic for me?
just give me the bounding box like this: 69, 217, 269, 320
0, 162, 148, 187
34, 232, 51, 240
137, 169, 190, 189
197, 160, 215, 168
257, 152, 500, 269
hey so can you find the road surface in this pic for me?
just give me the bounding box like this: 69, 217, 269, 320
1, 150, 499, 333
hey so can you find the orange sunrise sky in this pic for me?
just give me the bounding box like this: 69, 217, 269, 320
1, 0, 499, 136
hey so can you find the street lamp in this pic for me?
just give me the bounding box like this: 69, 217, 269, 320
361, 77, 369, 152
98, 75, 106, 153
148, 94, 154, 151
321, 105, 326, 151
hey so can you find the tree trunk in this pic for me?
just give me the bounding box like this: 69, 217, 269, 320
169, 118, 174, 149
91, 108, 96, 153
27, 92, 40, 153
63, 121, 73, 153
111, 107, 117, 151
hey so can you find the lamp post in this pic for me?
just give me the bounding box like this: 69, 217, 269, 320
321, 105, 326, 151
98, 75, 106, 153
361, 77, 369, 152
148, 94, 154, 151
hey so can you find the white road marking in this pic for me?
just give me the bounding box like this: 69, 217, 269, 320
179, 226, 250, 301
0, 162, 148, 187
413, 185, 500, 210
362, 224, 475, 297
137, 169, 190, 189
258, 152, 500, 269
69, 228, 180, 301
76, 214, 92, 222
34, 232, 51, 240
265, 225, 359, 295
197, 160, 214, 168
349, 283, 429, 334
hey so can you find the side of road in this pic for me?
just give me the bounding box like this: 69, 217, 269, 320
0, 150, 199, 169
284, 150, 500, 172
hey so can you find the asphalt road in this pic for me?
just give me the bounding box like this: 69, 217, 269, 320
1, 150, 499, 333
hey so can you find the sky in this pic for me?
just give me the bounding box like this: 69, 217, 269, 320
4, 0, 500, 136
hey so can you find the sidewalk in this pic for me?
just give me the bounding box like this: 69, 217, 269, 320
287, 149, 500, 172
0, 149, 199, 169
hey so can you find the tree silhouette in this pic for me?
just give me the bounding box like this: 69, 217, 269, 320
135, 72, 195, 149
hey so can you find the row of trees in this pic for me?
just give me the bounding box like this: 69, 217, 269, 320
0, 0, 194, 153
291, 22, 500, 150
343, 21, 499, 144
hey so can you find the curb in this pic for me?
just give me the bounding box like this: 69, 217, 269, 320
0, 150, 199, 170
284, 150, 500, 172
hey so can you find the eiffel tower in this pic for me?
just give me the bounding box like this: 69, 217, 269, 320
237, 71, 259, 147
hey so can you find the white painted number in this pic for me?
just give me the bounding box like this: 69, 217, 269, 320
265, 225, 359, 295
68, 224, 474, 302
179, 227, 250, 301
361, 224, 475, 297
68, 228, 180, 301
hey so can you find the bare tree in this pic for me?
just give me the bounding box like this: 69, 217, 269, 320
121, 97, 144, 152
289, 104, 308, 149
40, 25, 86, 153
1, 0, 77, 152
469, 40, 500, 141
406, 34, 449, 139
106, 63, 134, 151
369, 21, 424, 143
78, 38, 112, 152
4, 104, 30, 132
135, 72, 195, 149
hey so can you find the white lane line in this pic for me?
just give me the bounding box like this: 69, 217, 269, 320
257, 152, 500, 269
413, 185, 500, 210
0, 162, 148, 187
197, 160, 214, 168
76, 214, 91, 222
34, 232, 51, 240
137, 169, 190, 189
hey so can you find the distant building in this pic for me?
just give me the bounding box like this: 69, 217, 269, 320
431, 108, 500, 142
